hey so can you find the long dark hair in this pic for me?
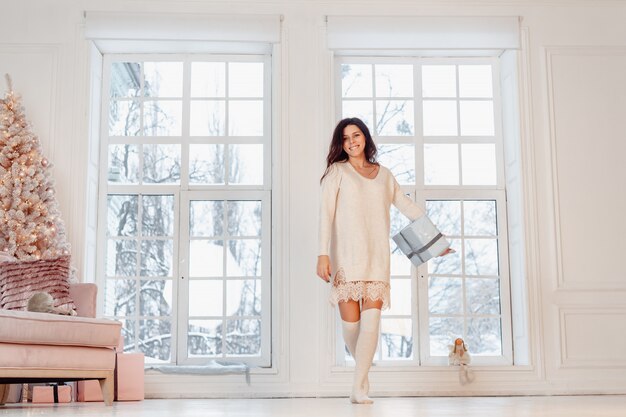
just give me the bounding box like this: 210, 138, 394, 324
320, 117, 378, 183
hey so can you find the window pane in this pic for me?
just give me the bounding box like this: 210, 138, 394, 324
429, 317, 463, 356
191, 62, 226, 97
466, 278, 500, 315
110, 62, 141, 98
424, 143, 459, 185
229, 144, 263, 185
386, 279, 412, 316
189, 144, 225, 184
377, 144, 415, 184
140, 240, 173, 277
428, 277, 462, 314
390, 201, 412, 276
229, 62, 264, 98
118, 319, 135, 352
423, 100, 457, 136
142, 195, 174, 237
143, 144, 181, 184
225, 319, 261, 355
226, 279, 261, 316
144, 62, 183, 97
375, 64, 413, 97
104, 279, 136, 316
188, 320, 222, 356
376, 100, 414, 136
381, 318, 413, 359
390, 239, 412, 276
467, 317, 502, 356
189, 240, 223, 277
428, 239, 461, 275
422, 65, 456, 98
341, 64, 372, 98
109, 100, 140, 136
139, 319, 171, 363
228, 101, 263, 136
108, 144, 139, 184
227, 239, 262, 277
464, 200, 497, 236
465, 239, 499, 276
106, 239, 137, 277
190, 101, 226, 136
460, 101, 494, 136
459, 65, 493, 98
426, 200, 461, 236
390, 205, 411, 237
228, 201, 262, 237
190, 201, 224, 237
189, 280, 223, 316
107, 195, 138, 237
140, 279, 173, 316
342, 100, 374, 132
461, 144, 496, 185
144, 101, 182, 136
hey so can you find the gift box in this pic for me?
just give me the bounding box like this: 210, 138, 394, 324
31, 384, 72, 404
115, 352, 144, 401
76, 380, 103, 402
392, 215, 450, 267
3, 384, 22, 403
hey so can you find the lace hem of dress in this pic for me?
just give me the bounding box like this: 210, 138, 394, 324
329, 268, 390, 310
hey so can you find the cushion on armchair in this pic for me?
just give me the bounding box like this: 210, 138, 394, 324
0, 309, 121, 348
0, 256, 75, 313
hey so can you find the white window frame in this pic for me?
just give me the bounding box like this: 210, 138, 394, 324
97, 53, 272, 367
333, 56, 513, 366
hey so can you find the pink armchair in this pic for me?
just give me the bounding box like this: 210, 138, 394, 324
0, 283, 121, 406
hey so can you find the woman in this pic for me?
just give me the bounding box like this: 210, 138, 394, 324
316, 117, 450, 404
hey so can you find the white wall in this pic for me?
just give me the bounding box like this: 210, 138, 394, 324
1, 0, 626, 398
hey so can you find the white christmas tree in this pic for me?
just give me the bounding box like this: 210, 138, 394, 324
0, 74, 70, 260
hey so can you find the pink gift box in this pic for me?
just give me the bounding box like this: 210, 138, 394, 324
32, 385, 72, 403
76, 380, 103, 402
115, 352, 144, 401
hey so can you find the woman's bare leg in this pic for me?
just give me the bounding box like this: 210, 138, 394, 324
338, 299, 360, 322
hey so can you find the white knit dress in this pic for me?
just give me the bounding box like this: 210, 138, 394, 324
318, 161, 424, 309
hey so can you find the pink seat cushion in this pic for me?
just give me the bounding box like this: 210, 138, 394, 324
0, 343, 115, 370
0, 309, 121, 348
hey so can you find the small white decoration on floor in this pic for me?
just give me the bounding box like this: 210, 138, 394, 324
448, 338, 474, 385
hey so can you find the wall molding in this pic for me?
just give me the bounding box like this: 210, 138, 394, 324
0, 43, 60, 159
558, 306, 626, 368
544, 45, 626, 292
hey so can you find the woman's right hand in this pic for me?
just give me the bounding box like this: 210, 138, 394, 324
316, 255, 331, 282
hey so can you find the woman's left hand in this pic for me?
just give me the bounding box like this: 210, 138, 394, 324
439, 247, 456, 257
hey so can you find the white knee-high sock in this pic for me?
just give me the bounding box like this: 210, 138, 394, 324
341, 320, 360, 358
351, 308, 380, 404
342, 320, 370, 395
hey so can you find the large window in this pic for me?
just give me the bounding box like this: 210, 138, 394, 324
99, 55, 272, 366
336, 57, 512, 366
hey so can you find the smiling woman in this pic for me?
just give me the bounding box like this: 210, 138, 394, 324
317, 117, 451, 404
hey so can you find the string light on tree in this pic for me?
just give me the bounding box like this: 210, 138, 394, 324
0, 74, 70, 260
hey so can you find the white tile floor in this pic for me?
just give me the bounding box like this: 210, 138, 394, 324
1, 396, 626, 417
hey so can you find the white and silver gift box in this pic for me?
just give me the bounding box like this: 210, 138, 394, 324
392, 215, 451, 268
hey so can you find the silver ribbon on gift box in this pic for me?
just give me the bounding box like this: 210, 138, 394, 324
392, 215, 451, 267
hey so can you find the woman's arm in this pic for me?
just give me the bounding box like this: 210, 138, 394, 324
317, 164, 341, 281
392, 176, 424, 221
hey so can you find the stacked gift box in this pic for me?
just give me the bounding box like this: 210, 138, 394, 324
77, 336, 145, 402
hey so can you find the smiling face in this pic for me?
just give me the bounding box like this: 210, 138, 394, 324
342, 124, 366, 160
